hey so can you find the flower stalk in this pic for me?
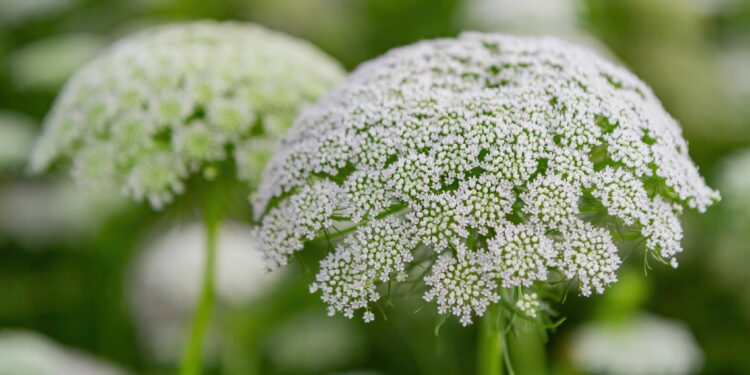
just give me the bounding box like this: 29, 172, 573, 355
478, 304, 504, 375
180, 189, 222, 375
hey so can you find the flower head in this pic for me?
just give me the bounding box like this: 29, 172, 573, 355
30, 21, 344, 209
255, 33, 718, 324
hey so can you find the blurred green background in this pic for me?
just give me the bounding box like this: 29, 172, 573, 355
1, 0, 749, 374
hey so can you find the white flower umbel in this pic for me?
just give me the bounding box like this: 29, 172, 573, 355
255, 33, 719, 325
28, 21, 343, 374
30, 21, 344, 209
424, 244, 500, 326
0, 180, 124, 245
570, 313, 703, 375
311, 217, 417, 321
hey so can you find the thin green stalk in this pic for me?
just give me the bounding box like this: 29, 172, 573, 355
478, 304, 504, 375
508, 327, 545, 375
180, 191, 222, 375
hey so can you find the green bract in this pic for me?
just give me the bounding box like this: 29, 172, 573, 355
31, 21, 344, 209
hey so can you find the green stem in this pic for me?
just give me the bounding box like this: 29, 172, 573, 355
180, 192, 222, 375
509, 327, 546, 375
478, 304, 504, 375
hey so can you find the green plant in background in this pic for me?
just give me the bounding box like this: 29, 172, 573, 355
582, 0, 748, 147
6, 33, 105, 92
128, 221, 282, 367
0, 0, 76, 29
254, 33, 719, 374
264, 310, 365, 373
0, 111, 36, 173
711, 149, 750, 315
29, 21, 344, 374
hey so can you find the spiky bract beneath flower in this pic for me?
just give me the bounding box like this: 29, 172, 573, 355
30, 21, 344, 209
255, 33, 719, 324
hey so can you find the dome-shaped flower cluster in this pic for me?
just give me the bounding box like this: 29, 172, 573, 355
30, 21, 344, 209
255, 33, 719, 324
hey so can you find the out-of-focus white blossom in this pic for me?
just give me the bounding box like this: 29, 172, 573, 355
460, 0, 581, 36
570, 313, 703, 375
266, 311, 364, 373
0, 181, 124, 246
242, 0, 367, 64
0, 111, 36, 172
0, 0, 76, 28
557, 222, 621, 297
128, 221, 282, 363
689, 0, 738, 15
8, 34, 105, 91
30, 21, 344, 209
0, 330, 126, 375
255, 33, 718, 324
458, 0, 610, 55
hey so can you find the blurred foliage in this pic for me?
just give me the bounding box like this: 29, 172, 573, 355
1, 0, 749, 374
582, 0, 750, 154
